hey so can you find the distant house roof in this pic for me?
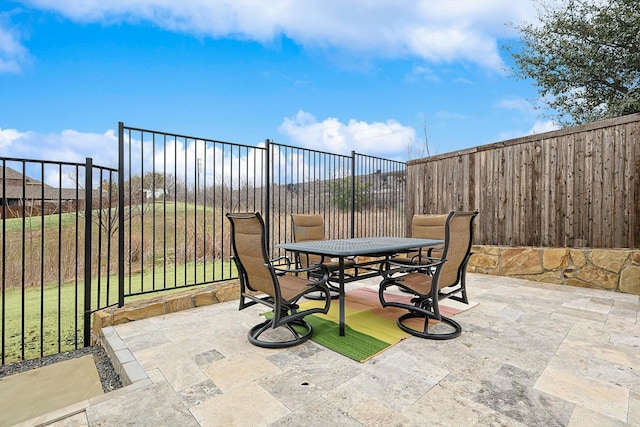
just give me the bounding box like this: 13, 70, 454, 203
1, 166, 85, 201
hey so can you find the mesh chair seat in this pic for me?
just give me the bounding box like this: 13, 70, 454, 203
379, 211, 478, 340
227, 212, 331, 348
277, 274, 326, 301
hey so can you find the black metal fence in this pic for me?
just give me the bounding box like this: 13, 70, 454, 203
1, 123, 405, 364
118, 124, 406, 299
117, 125, 268, 302
1, 157, 118, 365
267, 143, 406, 257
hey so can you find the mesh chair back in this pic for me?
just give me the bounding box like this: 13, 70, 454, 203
291, 214, 325, 267
292, 214, 325, 241
227, 212, 276, 297
437, 211, 477, 290
412, 214, 447, 240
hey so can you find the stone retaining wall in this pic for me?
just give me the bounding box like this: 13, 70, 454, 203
92, 246, 639, 341
92, 280, 241, 344
469, 246, 640, 295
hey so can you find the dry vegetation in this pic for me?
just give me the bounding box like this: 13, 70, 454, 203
0, 202, 234, 291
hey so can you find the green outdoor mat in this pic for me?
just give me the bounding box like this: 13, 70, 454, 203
264, 287, 476, 362
302, 314, 393, 362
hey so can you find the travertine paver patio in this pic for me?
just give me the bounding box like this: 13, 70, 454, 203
37, 273, 639, 426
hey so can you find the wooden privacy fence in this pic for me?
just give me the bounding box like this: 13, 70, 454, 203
407, 113, 640, 249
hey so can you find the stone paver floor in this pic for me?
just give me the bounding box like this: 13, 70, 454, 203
33, 274, 640, 426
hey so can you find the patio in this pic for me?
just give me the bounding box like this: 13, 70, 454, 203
28, 273, 639, 426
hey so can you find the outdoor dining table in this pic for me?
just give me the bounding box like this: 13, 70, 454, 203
277, 236, 444, 336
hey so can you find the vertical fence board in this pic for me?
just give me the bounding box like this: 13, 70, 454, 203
602, 127, 614, 246
550, 137, 561, 246
564, 134, 574, 247
518, 144, 528, 246
541, 138, 551, 246
630, 124, 640, 247
406, 113, 640, 248
592, 130, 604, 247
613, 126, 626, 247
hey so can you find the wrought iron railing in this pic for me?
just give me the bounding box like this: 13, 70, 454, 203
118, 124, 406, 299
1, 157, 118, 364
0, 123, 405, 364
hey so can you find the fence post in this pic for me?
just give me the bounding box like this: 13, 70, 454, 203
1, 161, 5, 363
118, 122, 125, 307
350, 150, 356, 238
264, 139, 271, 251
83, 158, 93, 346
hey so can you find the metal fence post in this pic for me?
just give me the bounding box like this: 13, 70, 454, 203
265, 139, 271, 252
1, 160, 5, 363
83, 158, 93, 346
350, 150, 356, 238
118, 122, 125, 307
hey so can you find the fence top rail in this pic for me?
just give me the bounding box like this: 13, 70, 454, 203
1, 157, 117, 172
121, 123, 263, 152
270, 141, 408, 166
408, 112, 640, 165
270, 140, 353, 160
353, 151, 406, 166
120, 124, 409, 168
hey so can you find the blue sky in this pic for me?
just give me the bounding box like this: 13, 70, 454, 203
0, 0, 560, 167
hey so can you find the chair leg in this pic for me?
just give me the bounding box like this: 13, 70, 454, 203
460, 286, 469, 304
459, 261, 470, 304
247, 317, 314, 348
446, 278, 469, 304
396, 311, 462, 340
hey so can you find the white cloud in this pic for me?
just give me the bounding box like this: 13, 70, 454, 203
496, 129, 524, 141
0, 128, 118, 187
278, 111, 415, 160
0, 127, 27, 148
0, 12, 29, 73
17, 0, 539, 71
0, 127, 118, 165
529, 120, 560, 134
496, 119, 561, 142
151, 138, 265, 188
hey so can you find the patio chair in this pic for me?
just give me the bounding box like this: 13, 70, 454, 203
391, 213, 447, 265
226, 212, 331, 348
379, 210, 478, 340
291, 214, 356, 298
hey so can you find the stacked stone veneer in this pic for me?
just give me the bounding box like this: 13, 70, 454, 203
468, 246, 640, 295
91, 247, 639, 339
92, 280, 241, 344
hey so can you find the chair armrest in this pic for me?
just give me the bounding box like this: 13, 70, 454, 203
270, 255, 292, 272
425, 245, 444, 257
390, 255, 442, 268
383, 257, 445, 277
273, 263, 329, 279
411, 252, 442, 264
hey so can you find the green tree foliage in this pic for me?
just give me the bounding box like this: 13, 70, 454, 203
330, 177, 371, 212
509, 0, 640, 125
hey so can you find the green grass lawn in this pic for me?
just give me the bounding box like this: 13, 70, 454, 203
1, 259, 237, 364
1, 201, 212, 233
0, 201, 236, 363
3, 208, 102, 233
